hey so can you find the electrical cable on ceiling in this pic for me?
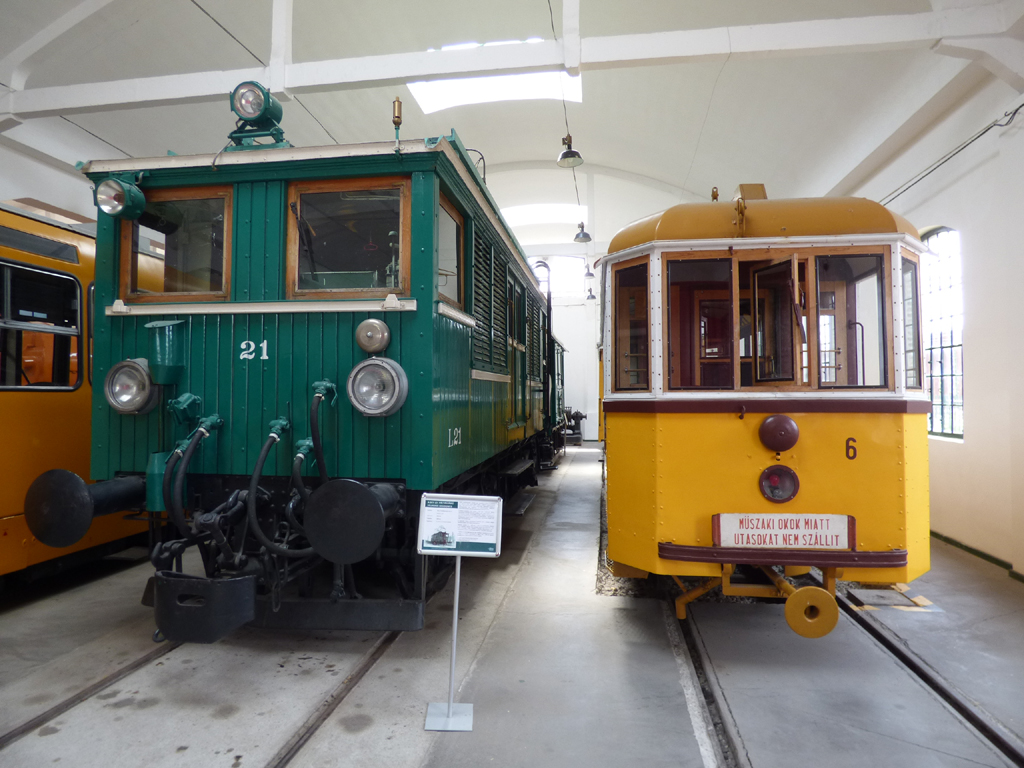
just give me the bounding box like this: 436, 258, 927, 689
192, 0, 338, 145
880, 100, 1024, 206
546, 0, 584, 210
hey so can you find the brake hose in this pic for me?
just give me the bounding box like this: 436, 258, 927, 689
247, 433, 314, 558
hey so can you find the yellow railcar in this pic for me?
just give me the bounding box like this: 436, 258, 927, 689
0, 204, 148, 581
602, 186, 929, 637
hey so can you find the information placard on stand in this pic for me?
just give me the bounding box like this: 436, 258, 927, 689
418, 493, 502, 732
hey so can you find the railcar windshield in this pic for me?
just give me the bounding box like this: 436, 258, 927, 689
120, 187, 231, 301
666, 259, 732, 389
609, 246, 921, 393
287, 177, 410, 300
816, 254, 886, 388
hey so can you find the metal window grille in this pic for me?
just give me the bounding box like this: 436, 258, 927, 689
922, 229, 963, 438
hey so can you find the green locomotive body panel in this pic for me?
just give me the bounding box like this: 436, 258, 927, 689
88, 134, 546, 494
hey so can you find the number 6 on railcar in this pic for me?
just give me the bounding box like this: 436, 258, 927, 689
601, 185, 929, 638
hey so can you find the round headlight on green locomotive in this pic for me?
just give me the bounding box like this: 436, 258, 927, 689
103, 359, 160, 415
346, 358, 408, 417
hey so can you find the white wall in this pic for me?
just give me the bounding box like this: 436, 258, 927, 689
853, 75, 1024, 569
551, 295, 602, 440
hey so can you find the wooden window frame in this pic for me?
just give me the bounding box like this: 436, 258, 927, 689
658, 246, 895, 392
661, 253, 734, 391
285, 176, 412, 301
438, 194, 464, 309
900, 251, 924, 390
813, 246, 893, 391
611, 254, 652, 393
119, 185, 233, 303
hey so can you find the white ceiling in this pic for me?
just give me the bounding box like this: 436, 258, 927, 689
2, 0, 1023, 255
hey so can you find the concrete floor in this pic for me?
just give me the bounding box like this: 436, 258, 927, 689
4, 447, 1022, 768
0, 447, 706, 768
866, 539, 1024, 747
691, 603, 1012, 767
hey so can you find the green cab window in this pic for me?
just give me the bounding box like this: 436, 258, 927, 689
120, 186, 232, 302
287, 177, 411, 300
438, 196, 463, 308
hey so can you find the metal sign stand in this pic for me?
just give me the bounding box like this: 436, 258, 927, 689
418, 492, 502, 733
424, 554, 473, 731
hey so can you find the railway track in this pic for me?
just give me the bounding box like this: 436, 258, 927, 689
0, 625, 404, 768
674, 579, 1024, 768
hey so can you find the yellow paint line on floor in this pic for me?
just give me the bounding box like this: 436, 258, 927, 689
910, 595, 933, 607
893, 583, 910, 593
892, 605, 931, 612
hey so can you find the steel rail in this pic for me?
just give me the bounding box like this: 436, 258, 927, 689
0, 640, 182, 751
817, 576, 1024, 768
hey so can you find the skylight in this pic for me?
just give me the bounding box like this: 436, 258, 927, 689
501, 204, 587, 228
408, 71, 582, 114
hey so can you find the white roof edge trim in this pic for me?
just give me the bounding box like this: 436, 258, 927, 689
602, 234, 920, 265
80, 140, 439, 175
602, 392, 931, 401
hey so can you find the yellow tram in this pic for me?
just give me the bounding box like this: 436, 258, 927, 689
602, 185, 929, 638
0, 204, 148, 580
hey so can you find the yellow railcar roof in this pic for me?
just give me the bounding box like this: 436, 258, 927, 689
608, 197, 920, 254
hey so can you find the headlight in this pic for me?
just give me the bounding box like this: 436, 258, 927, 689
233, 83, 265, 119
347, 358, 408, 417
230, 81, 283, 125
355, 318, 391, 353
104, 359, 160, 415
94, 179, 146, 220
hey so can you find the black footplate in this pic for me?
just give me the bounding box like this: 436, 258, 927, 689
154, 571, 257, 643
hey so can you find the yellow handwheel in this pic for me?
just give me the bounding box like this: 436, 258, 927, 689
784, 586, 839, 638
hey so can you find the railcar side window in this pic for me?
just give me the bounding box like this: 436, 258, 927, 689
287, 178, 410, 300
0, 263, 80, 389
666, 259, 733, 389
120, 186, 232, 301
438, 196, 463, 307
816, 254, 886, 388
902, 257, 921, 388
613, 261, 650, 391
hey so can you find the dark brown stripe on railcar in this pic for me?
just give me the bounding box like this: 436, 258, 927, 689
658, 542, 909, 568
604, 398, 931, 414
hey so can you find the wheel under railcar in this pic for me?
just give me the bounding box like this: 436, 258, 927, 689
24, 84, 564, 643
602, 185, 930, 638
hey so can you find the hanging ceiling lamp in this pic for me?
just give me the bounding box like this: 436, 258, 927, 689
557, 133, 584, 168
574, 222, 592, 243
583, 260, 595, 278
586, 287, 596, 301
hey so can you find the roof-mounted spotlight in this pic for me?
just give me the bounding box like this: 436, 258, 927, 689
573, 222, 592, 244
226, 81, 290, 151
557, 133, 583, 168
94, 178, 146, 220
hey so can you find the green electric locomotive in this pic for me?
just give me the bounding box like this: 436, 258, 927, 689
25, 83, 565, 643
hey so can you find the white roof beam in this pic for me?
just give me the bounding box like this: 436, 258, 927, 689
269, 0, 293, 99
583, 1, 1024, 68
936, 36, 1024, 91
0, 0, 117, 90
1, 67, 267, 119
285, 40, 564, 93
3, 3, 1024, 120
